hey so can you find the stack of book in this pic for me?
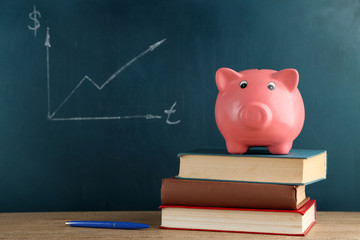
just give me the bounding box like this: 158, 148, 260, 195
160, 148, 327, 236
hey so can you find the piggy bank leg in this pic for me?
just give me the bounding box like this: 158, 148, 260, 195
267, 142, 293, 155
226, 141, 249, 154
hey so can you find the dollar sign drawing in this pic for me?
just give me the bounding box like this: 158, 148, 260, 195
28, 5, 41, 37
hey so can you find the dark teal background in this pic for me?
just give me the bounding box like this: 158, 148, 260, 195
0, 0, 359, 212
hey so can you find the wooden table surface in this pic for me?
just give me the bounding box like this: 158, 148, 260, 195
0, 211, 359, 240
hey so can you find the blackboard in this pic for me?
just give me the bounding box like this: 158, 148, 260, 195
0, 0, 359, 212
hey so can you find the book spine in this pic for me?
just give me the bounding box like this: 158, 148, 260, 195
161, 178, 303, 210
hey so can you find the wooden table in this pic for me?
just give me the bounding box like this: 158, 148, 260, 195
0, 211, 359, 239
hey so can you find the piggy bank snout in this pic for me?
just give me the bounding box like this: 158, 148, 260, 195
239, 103, 272, 129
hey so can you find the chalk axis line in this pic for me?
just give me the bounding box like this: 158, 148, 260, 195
45, 27, 179, 124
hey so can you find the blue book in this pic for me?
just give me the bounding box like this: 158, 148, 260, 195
176, 148, 327, 185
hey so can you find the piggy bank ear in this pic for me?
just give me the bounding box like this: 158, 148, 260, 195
272, 68, 299, 92
216, 68, 242, 94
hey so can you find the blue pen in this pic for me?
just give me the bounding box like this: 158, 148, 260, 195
65, 221, 150, 229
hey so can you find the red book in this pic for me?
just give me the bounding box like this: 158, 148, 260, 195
160, 199, 316, 236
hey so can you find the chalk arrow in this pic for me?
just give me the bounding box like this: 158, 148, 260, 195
44, 27, 51, 47
45, 27, 51, 119
104, 38, 166, 86
149, 38, 166, 51
46, 35, 167, 119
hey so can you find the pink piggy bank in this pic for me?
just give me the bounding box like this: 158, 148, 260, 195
215, 68, 305, 155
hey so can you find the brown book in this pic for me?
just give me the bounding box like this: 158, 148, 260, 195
161, 177, 309, 210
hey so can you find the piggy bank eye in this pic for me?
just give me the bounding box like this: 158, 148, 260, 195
240, 80, 248, 89
268, 82, 276, 90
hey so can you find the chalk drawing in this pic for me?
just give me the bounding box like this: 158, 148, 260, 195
28, 5, 41, 37
44, 27, 179, 124
164, 102, 181, 125
50, 114, 162, 121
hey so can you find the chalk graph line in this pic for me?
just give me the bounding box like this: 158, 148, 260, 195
45, 27, 176, 122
